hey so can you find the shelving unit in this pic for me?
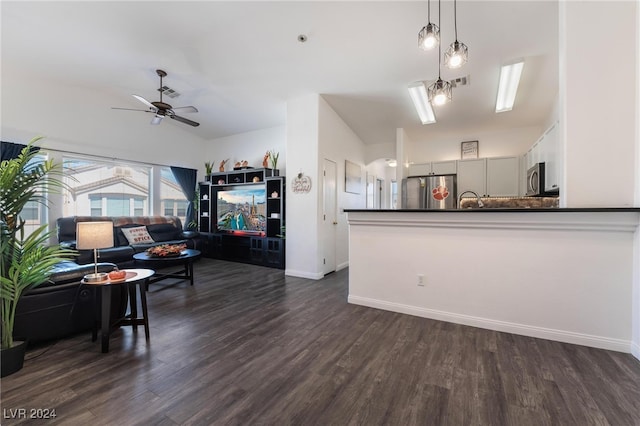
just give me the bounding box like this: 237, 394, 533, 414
198, 169, 285, 269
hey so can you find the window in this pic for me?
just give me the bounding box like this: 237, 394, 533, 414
63, 157, 150, 217
20, 153, 49, 238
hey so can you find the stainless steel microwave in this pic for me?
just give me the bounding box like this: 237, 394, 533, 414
526, 163, 545, 196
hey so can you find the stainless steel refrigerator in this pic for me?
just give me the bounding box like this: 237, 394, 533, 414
402, 174, 457, 209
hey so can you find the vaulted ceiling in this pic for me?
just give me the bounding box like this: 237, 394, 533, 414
2, 1, 558, 145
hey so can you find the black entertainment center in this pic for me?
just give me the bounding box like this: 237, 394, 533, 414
198, 168, 285, 269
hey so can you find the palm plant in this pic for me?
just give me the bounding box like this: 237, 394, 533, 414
0, 137, 75, 349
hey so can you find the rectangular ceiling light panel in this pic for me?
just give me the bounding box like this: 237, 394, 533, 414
495, 61, 524, 113
408, 81, 436, 124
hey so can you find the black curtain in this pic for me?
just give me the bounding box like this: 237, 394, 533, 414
1, 141, 39, 162
170, 166, 197, 230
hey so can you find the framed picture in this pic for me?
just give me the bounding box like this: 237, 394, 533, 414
461, 140, 479, 159
345, 160, 361, 194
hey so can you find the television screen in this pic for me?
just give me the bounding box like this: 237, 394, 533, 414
216, 185, 267, 235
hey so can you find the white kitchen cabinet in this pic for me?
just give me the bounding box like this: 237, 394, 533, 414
431, 160, 457, 175
486, 157, 520, 196
456, 158, 486, 197
457, 156, 519, 199
542, 122, 559, 192
407, 160, 456, 176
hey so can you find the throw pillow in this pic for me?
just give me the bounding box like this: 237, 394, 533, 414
121, 226, 155, 245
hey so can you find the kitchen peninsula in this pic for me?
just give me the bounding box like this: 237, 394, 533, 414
345, 208, 640, 358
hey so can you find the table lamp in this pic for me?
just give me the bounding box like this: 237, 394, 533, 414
76, 221, 114, 283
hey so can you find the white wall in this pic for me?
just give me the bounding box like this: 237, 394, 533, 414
203, 126, 286, 179
285, 94, 321, 278
561, 1, 637, 208
1, 68, 205, 168
406, 125, 541, 163
318, 96, 367, 272
365, 142, 396, 165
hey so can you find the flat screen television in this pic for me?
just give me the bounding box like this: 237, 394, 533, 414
215, 185, 267, 235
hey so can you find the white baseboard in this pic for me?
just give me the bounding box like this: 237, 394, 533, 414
348, 295, 632, 353
285, 269, 324, 280
336, 261, 349, 271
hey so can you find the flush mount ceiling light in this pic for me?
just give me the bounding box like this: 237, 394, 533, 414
444, 0, 468, 69
408, 81, 436, 124
495, 60, 524, 113
418, 0, 439, 50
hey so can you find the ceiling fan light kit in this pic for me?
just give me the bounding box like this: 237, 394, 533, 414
113, 69, 200, 127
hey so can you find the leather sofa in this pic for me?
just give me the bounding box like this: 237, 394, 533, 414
13, 261, 128, 344
57, 216, 198, 267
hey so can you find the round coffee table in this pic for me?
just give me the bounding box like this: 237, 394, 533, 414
133, 248, 201, 288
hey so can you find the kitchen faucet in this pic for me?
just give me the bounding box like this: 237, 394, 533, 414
458, 191, 484, 208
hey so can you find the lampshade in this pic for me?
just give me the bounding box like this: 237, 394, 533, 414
445, 40, 468, 69
418, 23, 440, 50
427, 78, 452, 106
76, 221, 114, 250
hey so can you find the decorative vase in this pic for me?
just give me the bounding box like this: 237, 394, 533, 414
205, 175, 211, 182
1, 340, 27, 377
273, 169, 279, 176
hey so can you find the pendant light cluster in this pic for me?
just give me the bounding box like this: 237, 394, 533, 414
418, 0, 468, 107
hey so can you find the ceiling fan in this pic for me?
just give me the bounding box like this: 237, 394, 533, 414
112, 69, 200, 127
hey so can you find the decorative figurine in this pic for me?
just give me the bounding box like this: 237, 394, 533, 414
263, 151, 270, 168
219, 159, 228, 172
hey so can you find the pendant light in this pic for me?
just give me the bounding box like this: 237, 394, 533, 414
418, 0, 439, 50
444, 0, 468, 69
428, 0, 452, 106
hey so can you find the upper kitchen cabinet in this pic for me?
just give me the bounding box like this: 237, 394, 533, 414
486, 157, 519, 197
407, 160, 457, 176
524, 122, 560, 193
542, 122, 559, 192
457, 156, 520, 198
457, 158, 487, 197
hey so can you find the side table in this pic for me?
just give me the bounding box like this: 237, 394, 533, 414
82, 268, 154, 353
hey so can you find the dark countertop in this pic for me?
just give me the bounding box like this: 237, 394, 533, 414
345, 208, 640, 213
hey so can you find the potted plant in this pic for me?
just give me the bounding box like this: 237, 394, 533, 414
204, 161, 214, 181
0, 138, 75, 377
269, 150, 280, 176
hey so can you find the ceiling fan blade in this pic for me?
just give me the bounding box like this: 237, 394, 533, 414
170, 114, 200, 127
132, 94, 156, 110
112, 107, 152, 112
171, 106, 198, 113
150, 115, 163, 125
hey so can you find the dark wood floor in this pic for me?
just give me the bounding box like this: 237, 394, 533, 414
2, 258, 640, 425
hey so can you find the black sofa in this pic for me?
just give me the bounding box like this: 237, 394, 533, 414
57, 216, 198, 267
13, 216, 198, 344
13, 261, 128, 344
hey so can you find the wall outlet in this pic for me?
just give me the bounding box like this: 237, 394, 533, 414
417, 274, 425, 286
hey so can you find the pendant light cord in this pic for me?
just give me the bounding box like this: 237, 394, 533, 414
427, 0, 431, 22
454, 0, 458, 41
438, 0, 442, 79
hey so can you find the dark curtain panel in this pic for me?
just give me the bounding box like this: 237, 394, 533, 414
1, 141, 39, 162
170, 166, 197, 230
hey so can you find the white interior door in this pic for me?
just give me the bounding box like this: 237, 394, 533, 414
366, 173, 375, 209
322, 159, 337, 275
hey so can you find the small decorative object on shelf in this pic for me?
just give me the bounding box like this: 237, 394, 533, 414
271, 191, 279, 198
253, 176, 260, 182
219, 159, 228, 172
218, 179, 225, 185
263, 151, 270, 168
269, 150, 280, 175
204, 161, 214, 181
146, 243, 187, 257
